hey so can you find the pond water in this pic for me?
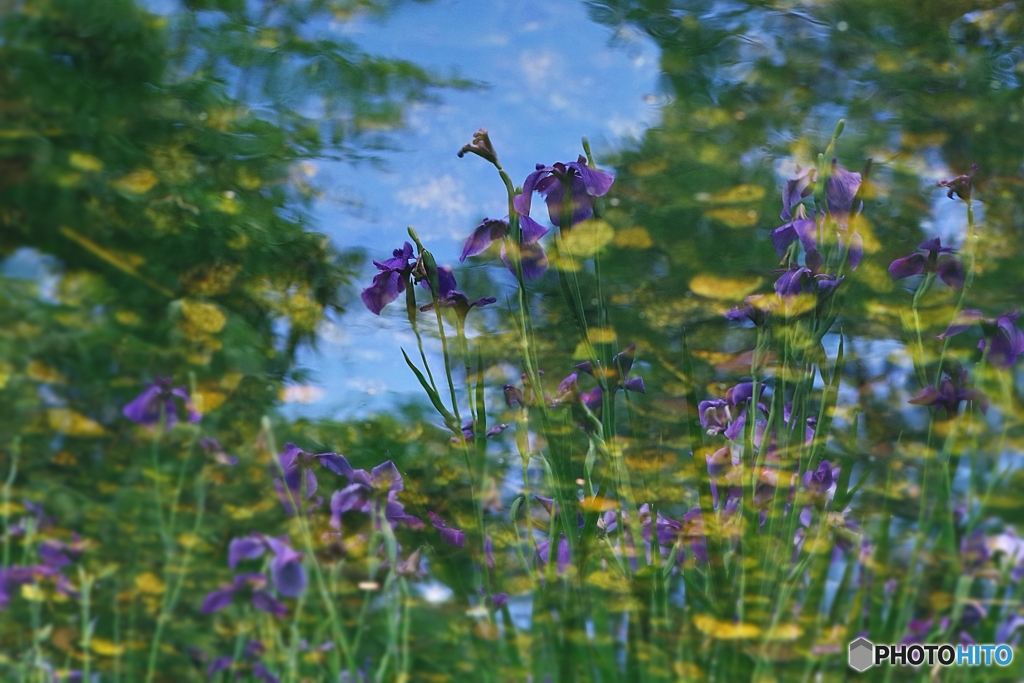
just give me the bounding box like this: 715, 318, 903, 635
3, 1, 1024, 682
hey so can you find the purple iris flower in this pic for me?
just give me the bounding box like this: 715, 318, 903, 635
252, 663, 281, 683
274, 443, 353, 515
428, 511, 465, 548
825, 160, 862, 229
201, 572, 287, 617
773, 265, 844, 299
725, 293, 781, 327
574, 345, 647, 396
888, 237, 964, 289
514, 156, 615, 229
938, 309, 1024, 369
452, 421, 509, 444
329, 461, 423, 532
908, 369, 988, 417
364, 241, 440, 317
770, 210, 822, 271
826, 160, 865, 268
536, 535, 571, 576
223, 533, 307, 597
490, 593, 509, 609
460, 217, 549, 280
420, 290, 497, 322
38, 536, 87, 570
564, 345, 646, 426
698, 381, 766, 441
122, 377, 201, 428
0, 566, 37, 609
207, 656, 233, 679
937, 163, 979, 201
640, 507, 683, 547
781, 166, 815, 222
503, 370, 546, 408
802, 461, 838, 500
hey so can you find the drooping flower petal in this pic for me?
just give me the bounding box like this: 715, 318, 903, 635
556, 536, 571, 575
201, 586, 237, 614
316, 452, 354, 478
570, 157, 615, 197
38, 541, 71, 569
330, 485, 369, 530
264, 537, 306, 598
541, 173, 594, 227
888, 253, 926, 281
825, 160, 862, 229
428, 511, 465, 548
781, 167, 815, 221
774, 267, 812, 296
624, 376, 646, 394
123, 378, 201, 428
384, 499, 424, 529
252, 662, 281, 683
938, 309, 985, 339
936, 257, 965, 290
122, 384, 164, 425
770, 218, 818, 264
460, 219, 508, 261
485, 423, 510, 437
519, 215, 549, 244
513, 165, 551, 217
613, 345, 636, 377
228, 536, 266, 569
361, 270, 405, 316
500, 241, 548, 280
207, 656, 234, 679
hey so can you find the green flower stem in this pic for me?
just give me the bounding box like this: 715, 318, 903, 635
78, 567, 95, 683
144, 468, 207, 683
2, 437, 19, 569
405, 274, 441, 398
934, 197, 978, 385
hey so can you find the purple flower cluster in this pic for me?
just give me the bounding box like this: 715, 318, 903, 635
328, 459, 424, 533
889, 237, 964, 289
770, 159, 865, 272
205, 639, 291, 683
361, 240, 496, 321
361, 243, 463, 316
939, 309, 1024, 369
908, 368, 988, 417
459, 154, 615, 281
201, 534, 306, 616
122, 376, 201, 428
0, 505, 85, 610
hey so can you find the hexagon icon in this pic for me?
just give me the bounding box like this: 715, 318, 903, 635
848, 637, 874, 672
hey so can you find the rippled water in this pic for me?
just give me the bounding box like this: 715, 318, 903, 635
3, 0, 1024, 681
